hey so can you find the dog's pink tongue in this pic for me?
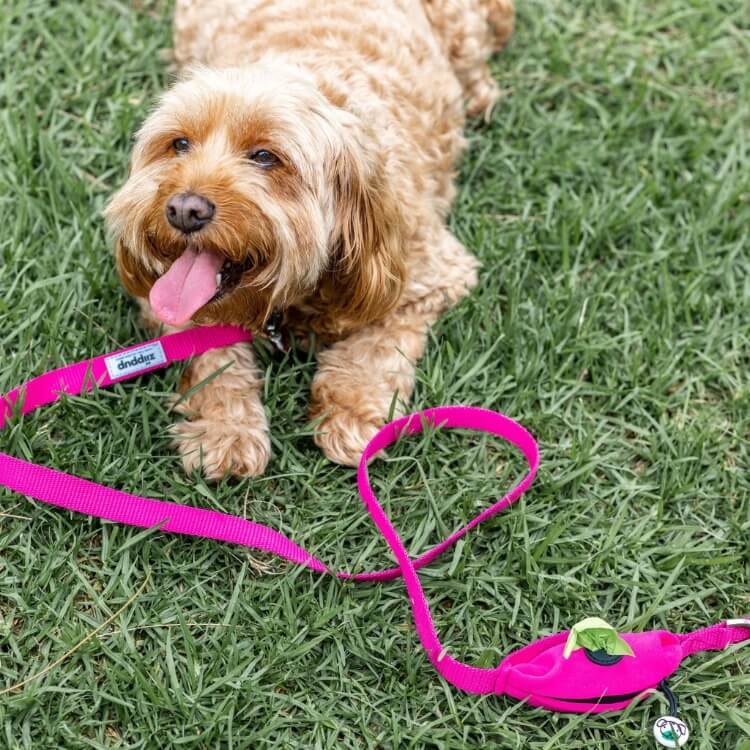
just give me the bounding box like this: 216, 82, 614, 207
149, 248, 224, 326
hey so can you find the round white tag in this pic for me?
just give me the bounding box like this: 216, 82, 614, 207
653, 716, 689, 747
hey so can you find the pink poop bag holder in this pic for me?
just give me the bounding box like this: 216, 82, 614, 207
1, 326, 747, 741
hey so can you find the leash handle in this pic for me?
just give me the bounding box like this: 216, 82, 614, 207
1, 326, 748, 707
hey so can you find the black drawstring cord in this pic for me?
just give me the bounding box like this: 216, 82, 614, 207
659, 678, 678, 716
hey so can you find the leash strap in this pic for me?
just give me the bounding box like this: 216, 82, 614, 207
1, 326, 747, 704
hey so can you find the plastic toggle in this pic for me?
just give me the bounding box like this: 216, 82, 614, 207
653, 716, 689, 747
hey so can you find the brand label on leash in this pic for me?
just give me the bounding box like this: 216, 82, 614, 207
104, 342, 167, 381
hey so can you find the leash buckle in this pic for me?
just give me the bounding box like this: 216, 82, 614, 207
263, 310, 288, 354
727, 618, 750, 627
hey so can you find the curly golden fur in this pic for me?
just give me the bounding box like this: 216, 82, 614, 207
105, 0, 514, 478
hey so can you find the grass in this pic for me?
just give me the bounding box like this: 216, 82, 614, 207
1, 0, 749, 747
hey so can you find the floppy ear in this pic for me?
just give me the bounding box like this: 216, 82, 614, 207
329, 140, 406, 326
104, 157, 159, 301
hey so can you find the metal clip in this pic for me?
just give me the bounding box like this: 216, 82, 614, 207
263, 310, 288, 354
727, 618, 750, 627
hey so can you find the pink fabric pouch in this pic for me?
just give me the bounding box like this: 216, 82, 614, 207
498, 630, 683, 712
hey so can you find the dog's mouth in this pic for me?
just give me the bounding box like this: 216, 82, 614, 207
213, 256, 255, 302
149, 247, 254, 326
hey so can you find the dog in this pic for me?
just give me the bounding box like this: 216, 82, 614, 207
105, 0, 514, 479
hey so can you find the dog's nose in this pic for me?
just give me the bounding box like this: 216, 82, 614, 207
165, 192, 215, 234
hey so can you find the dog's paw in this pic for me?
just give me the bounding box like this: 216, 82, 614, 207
312, 408, 383, 467
172, 417, 271, 480
465, 75, 500, 121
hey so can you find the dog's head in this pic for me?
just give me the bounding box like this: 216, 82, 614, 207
105, 64, 406, 331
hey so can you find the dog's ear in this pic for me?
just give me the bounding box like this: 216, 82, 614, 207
329, 138, 406, 326
104, 168, 159, 300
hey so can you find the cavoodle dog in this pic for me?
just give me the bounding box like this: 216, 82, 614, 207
105, 0, 514, 479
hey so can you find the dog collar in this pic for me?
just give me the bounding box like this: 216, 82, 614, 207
1, 326, 747, 739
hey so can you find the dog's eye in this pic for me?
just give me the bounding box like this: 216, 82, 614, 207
172, 137, 190, 153
249, 149, 279, 168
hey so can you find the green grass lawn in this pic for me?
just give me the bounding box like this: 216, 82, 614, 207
1, 0, 749, 747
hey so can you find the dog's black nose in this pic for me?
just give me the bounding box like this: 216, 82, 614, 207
166, 192, 215, 234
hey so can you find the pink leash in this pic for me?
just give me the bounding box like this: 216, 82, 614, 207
1, 326, 748, 718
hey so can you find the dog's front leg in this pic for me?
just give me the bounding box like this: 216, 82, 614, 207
172, 340, 271, 479
138, 300, 271, 479
310, 222, 478, 467
310, 309, 435, 467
